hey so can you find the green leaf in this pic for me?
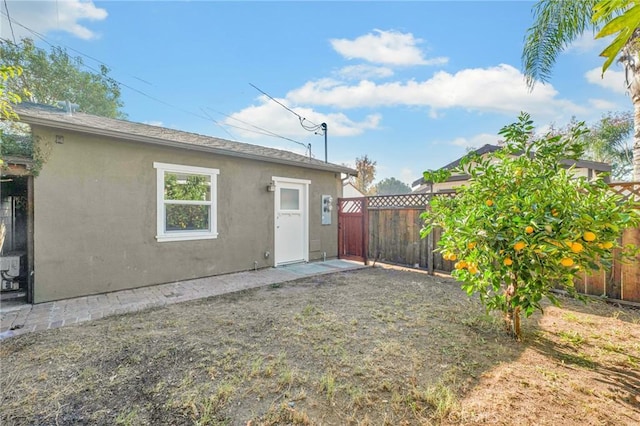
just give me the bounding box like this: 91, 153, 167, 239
594, 2, 640, 73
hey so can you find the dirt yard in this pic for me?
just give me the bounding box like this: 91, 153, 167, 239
1, 266, 638, 425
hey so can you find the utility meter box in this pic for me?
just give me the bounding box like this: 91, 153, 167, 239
321, 195, 333, 225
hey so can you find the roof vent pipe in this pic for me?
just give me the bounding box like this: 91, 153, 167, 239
56, 100, 79, 115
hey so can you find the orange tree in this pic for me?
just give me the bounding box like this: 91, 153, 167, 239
420, 113, 639, 340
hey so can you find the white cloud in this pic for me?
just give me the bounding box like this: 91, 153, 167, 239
223, 95, 382, 142
449, 133, 497, 149
334, 64, 394, 80
535, 124, 553, 137
286, 64, 586, 120
399, 168, 414, 185
585, 66, 626, 94
565, 32, 606, 54
330, 29, 448, 66
1, 0, 107, 40
588, 98, 619, 110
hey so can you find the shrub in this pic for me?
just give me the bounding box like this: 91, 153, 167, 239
420, 113, 639, 339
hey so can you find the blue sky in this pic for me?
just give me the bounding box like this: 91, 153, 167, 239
1, 0, 631, 186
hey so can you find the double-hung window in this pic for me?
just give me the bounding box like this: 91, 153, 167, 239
154, 162, 219, 242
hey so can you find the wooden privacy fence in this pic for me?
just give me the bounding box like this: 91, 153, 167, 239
341, 182, 640, 303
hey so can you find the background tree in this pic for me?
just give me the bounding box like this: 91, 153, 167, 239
354, 155, 376, 195
583, 111, 633, 180
0, 65, 31, 165
522, 0, 640, 180
374, 177, 411, 195
0, 38, 124, 118
1, 65, 23, 121
421, 113, 639, 340
164, 173, 210, 231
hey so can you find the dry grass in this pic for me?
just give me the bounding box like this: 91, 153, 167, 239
1, 266, 638, 425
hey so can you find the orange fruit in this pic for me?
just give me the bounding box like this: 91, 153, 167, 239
514, 241, 526, 251
467, 264, 479, 274
467, 242, 477, 249
525, 226, 534, 234
602, 241, 614, 249
485, 199, 494, 207
583, 231, 596, 242
455, 260, 467, 270
503, 258, 513, 266
570, 242, 584, 253
560, 257, 574, 267
443, 252, 455, 261
551, 209, 559, 217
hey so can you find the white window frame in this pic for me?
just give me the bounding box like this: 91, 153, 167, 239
154, 162, 219, 242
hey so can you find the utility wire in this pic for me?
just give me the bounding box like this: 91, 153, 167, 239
0, 12, 312, 154
249, 83, 328, 162
3, 0, 16, 44
249, 82, 324, 133
206, 107, 312, 155
0, 12, 152, 86
199, 107, 237, 141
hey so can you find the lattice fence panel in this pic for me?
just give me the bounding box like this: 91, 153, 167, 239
608, 182, 640, 203
367, 193, 432, 209
339, 198, 364, 214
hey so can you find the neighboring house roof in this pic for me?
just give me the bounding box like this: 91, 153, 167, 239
13, 102, 357, 175
342, 181, 365, 197
412, 144, 611, 187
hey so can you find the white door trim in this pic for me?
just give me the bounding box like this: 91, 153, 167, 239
273, 176, 310, 266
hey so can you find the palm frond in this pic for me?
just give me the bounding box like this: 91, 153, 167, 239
522, 0, 599, 89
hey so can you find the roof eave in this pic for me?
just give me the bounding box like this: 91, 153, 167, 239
20, 114, 357, 175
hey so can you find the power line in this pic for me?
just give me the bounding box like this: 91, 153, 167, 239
0, 12, 313, 155
205, 107, 312, 156
0, 12, 152, 86
220, 121, 313, 158
249, 83, 312, 124
249, 82, 323, 131
3, 0, 16, 44
199, 107, 237, 141
249, 83, 328, 162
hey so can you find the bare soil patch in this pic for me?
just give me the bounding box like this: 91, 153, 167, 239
1, 266, 638, 425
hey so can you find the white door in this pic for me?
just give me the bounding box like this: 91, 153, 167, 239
274, 177, 309, 265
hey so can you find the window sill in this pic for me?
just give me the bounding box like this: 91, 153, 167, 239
156, 233, 219, 243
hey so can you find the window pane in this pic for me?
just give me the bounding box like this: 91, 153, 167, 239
280, 188, 299, 210
165, 204, 210, 231
164, 172, 211, 201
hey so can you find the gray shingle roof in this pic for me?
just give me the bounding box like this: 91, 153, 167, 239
14, 102, 357, 175
412, 143, 611, 187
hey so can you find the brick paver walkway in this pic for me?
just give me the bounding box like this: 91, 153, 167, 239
0, 259, 366, 340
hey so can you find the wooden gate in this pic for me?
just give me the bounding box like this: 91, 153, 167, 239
338, 197, 368, 264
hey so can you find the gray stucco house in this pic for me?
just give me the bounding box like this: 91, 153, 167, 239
1, 103, 355, 303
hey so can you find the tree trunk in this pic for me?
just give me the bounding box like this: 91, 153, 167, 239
622, 30, 640, 181
633, 88, 640, 181
504, 306, 522, 341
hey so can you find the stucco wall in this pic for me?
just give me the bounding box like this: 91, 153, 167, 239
32, 127, 342, 302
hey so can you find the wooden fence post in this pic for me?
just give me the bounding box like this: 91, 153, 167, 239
427, 230, 434, 275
